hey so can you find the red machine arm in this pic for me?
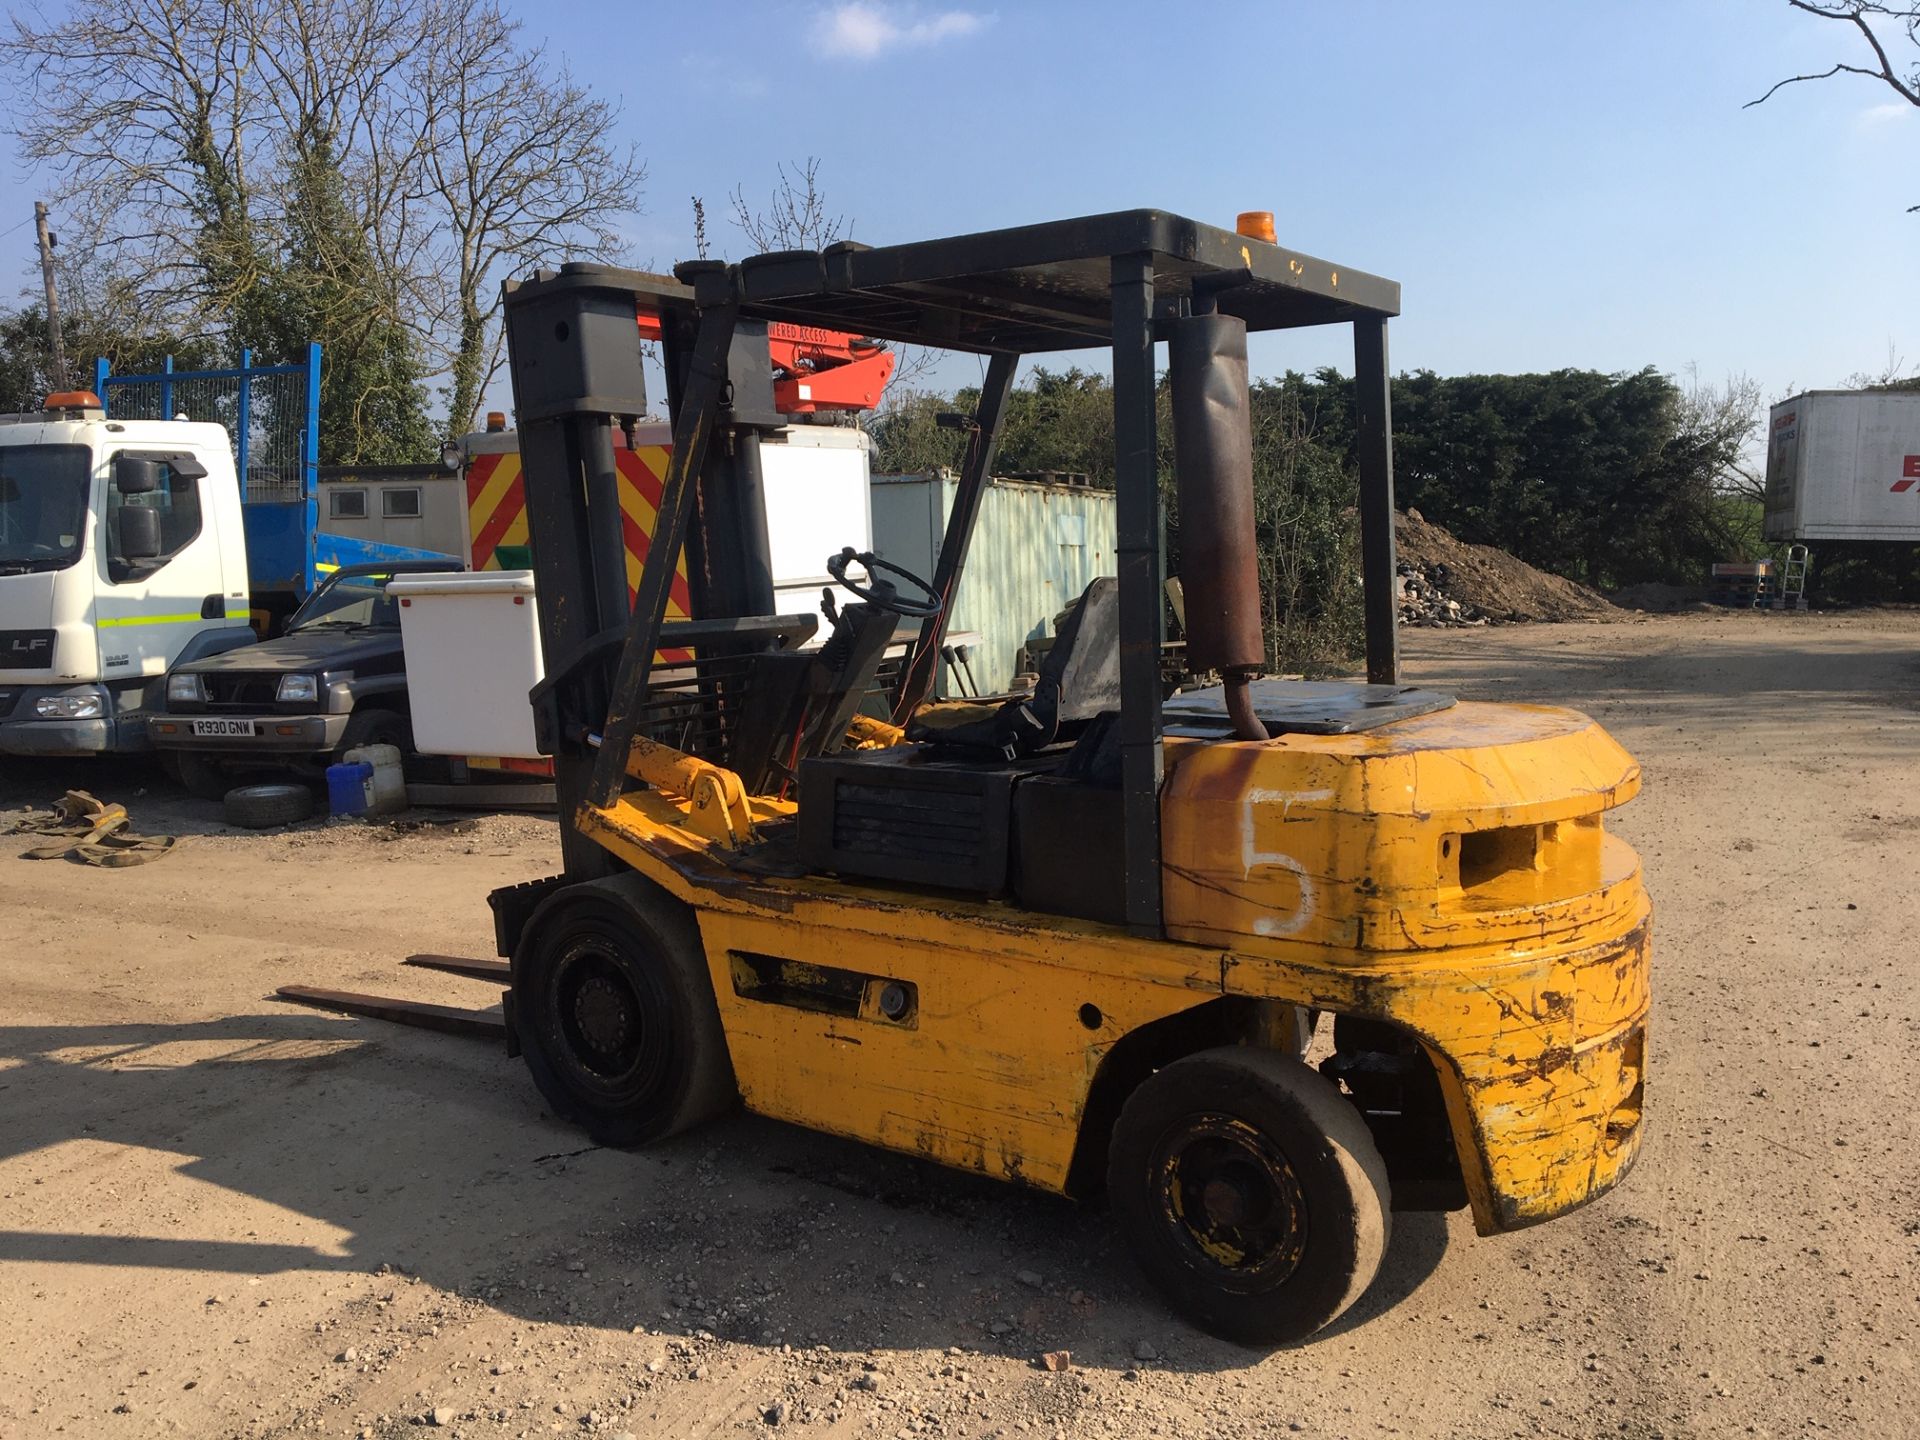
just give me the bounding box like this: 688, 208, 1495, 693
635, 309, 895, 413
767, 322, 896, 414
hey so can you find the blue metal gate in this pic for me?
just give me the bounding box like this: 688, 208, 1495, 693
95, 343, 333, 601
94, 343, 322, 503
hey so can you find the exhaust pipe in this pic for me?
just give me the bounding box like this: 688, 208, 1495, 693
1168, 296, 1268, 741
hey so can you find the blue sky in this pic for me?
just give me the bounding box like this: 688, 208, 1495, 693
3, 0, 1915, 410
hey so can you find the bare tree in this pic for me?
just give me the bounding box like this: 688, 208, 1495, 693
691, 196, 712, 261
1678, 370, 1767, 504
725, 158, 945, 400
2, 0, 271, 326
1, 1, 440, 459
245, 0, 446, 458
1843, 342, 1920, 388
2, 0, 647, 441
729, 159, 847, 251
407, 1, 645, 434
1749, 2, 1920, 209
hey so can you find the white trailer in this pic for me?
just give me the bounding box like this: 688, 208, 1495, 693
1763, 390, 1920, 542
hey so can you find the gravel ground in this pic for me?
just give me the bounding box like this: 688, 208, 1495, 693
1, 606, 1916, 1439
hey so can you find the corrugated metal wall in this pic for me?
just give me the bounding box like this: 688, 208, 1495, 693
870, 472, 1117, 694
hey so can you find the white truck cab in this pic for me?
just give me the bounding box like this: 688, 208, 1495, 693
0, 391, 253, 755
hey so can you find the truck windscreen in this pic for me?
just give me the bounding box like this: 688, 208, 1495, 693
289, 571, 402, 631
0, 444, 91, 574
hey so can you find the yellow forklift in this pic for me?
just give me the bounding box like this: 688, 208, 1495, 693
488, 210, 1651, 1343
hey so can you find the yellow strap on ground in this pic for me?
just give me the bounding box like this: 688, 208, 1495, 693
11, 790, 180, 866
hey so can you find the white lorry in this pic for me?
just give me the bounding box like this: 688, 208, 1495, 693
1763, 390, 1920, 542
448, 415, 880, 626
0, 391, 255, 755
0, 388, 452, 758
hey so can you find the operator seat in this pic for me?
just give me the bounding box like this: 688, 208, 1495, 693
907, 576, 1120, 759
794, 577, 1121, 901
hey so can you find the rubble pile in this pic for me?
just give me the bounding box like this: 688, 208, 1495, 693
1393, 510, 1616, 625
1396, 561, 1487, 627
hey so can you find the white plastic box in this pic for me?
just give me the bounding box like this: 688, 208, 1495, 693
389, 570, 544, 758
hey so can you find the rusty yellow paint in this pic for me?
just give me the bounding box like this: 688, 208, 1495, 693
1160, 701, 1641, 955
580, 698, 1650, 1234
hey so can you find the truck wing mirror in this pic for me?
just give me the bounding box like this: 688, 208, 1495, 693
117, 505, 163, 561
114, 456, 161, 495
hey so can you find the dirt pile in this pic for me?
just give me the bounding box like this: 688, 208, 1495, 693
1394, 509, 1616, 624
1608, 580, 1710, 612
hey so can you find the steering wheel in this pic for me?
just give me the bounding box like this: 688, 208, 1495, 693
827, 547, 943, 619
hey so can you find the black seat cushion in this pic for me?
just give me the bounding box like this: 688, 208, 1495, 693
907, 576, 1120, 759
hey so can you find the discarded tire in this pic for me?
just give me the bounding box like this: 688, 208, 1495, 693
223, 782, 316, 830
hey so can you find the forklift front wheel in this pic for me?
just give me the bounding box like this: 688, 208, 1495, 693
1107, 1046, 1391, 1345
512, 876, 736, 1147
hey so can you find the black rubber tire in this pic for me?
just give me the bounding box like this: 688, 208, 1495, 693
1106, 1046, 1392, 1345
335, 706, 411, 761
223, 782, 316, 829
511, 873, 737, 1147
165, 750, 232, 802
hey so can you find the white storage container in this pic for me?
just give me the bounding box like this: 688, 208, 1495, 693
389, 570, 544, 758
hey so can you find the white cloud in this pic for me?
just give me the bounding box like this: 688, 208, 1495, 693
814, 3, 989, 61
1856, 100, 1914, 130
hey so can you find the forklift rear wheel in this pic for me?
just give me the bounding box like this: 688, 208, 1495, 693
1106, 1046, 1391, 1345
512, 875, 736, 1147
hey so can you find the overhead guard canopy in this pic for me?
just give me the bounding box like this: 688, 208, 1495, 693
677, 209, 1399, 353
